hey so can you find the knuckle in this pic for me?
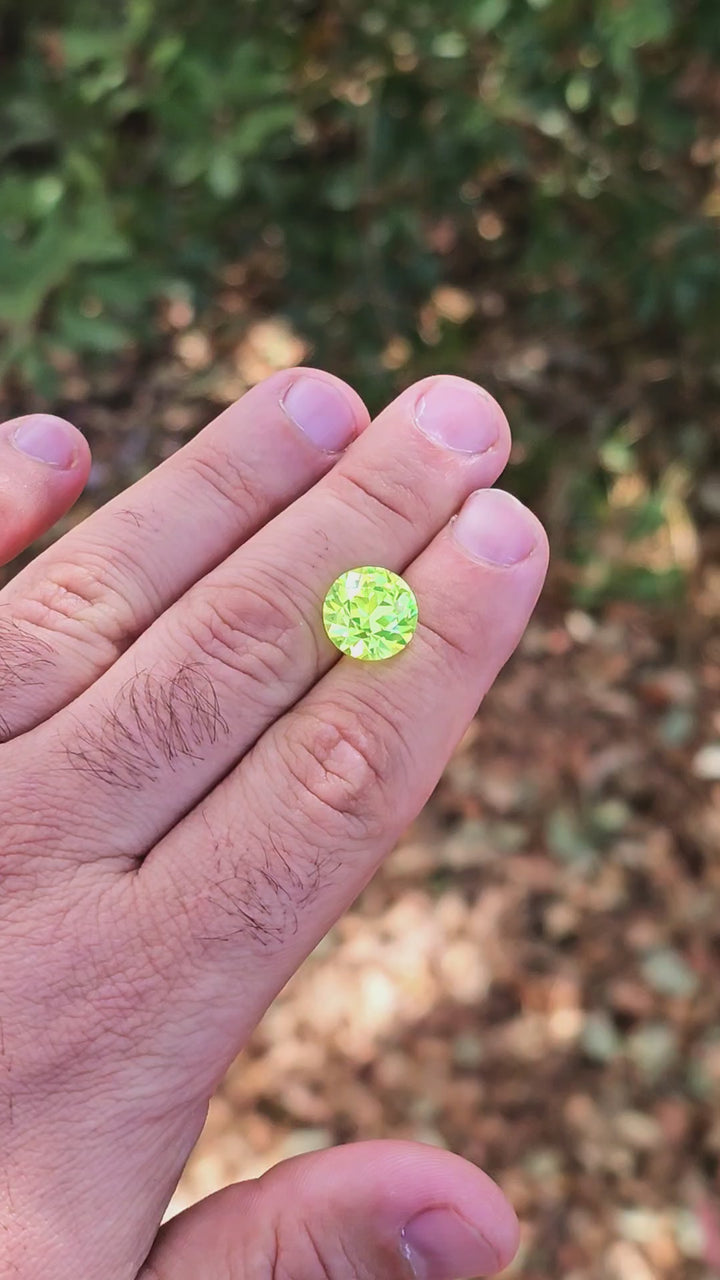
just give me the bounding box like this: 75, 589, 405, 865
261, 1215, 379, 1280
333, 462, 430, 534
278, 699, 399, 843
182, 575, 314, 694
14, 550, 149, 659
416, 612, 478, 669
182, 447, 264, 524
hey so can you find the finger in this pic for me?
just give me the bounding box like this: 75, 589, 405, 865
32, 376, 511, 863
135, 489, 547, 1081
0, 414, 90, 565
139, 1140, 519, 1280
0, 370, 367, 736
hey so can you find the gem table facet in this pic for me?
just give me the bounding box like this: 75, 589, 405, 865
322, 566, 419, 661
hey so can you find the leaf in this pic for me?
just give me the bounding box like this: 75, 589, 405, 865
626, 1023, 678, 1081
56, 307, 131, 353
233, 104, 295, 158
692, 743, 720, 780
0, 97, 57, 157
207, 153, 243, 199
582, 1012, 622, 1062
469, 0, 510, 33
60, 28, 127, 70
150, 33, 185, 71
641, 948, 699, 998
545, 807, 597, 869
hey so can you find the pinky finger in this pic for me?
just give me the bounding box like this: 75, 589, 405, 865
0, 414, 91, 567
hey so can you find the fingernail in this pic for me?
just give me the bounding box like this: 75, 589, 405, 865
11, 415, 79, 469
452, 489, 537, 566
400, 1208, 501, 1279
282, 376, 358, 453
414, 379, 502, 454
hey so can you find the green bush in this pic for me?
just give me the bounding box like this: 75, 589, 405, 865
1, 0, 718, 598
2, 0, 718, 380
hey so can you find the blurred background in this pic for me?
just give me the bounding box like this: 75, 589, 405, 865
1, 2, 719, 1276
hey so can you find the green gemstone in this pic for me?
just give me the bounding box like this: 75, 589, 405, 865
323, 566, 419, 661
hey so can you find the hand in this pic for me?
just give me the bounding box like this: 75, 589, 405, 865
0, 371, 548, 1279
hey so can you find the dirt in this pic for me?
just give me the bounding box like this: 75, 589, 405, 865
3, 332, 719, 1279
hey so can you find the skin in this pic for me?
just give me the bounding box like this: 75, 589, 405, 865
0, 369, 548, 1279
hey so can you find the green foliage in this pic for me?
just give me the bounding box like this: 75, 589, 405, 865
1, 0, 718, 598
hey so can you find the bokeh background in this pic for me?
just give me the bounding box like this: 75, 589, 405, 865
2, 2, 720, 1276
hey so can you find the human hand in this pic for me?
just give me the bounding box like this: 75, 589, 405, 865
0, 371, 548, 1279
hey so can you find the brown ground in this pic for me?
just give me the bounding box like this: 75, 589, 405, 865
5, 332, 720, 1280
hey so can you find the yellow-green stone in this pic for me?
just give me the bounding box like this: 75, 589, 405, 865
323, 566, 418, 661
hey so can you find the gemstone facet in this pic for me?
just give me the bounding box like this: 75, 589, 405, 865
322, 566, 418, 661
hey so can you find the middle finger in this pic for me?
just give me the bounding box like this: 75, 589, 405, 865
20, 376, 510, 864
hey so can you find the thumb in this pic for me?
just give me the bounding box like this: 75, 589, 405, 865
139, 1140, 519, 1280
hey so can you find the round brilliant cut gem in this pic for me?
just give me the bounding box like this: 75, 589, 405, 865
322, 566, 418, 661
